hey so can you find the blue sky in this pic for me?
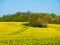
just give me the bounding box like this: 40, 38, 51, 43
0, 0, 60, 16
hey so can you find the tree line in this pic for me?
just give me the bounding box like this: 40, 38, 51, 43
0, 11, 60, 24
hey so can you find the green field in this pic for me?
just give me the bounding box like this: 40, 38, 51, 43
0, 22, 60, 45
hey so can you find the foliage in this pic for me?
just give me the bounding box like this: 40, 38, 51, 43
0, 11, 60, 24
29, 18, 47, 27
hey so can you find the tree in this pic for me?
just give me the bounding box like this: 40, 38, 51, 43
44, 15, 53, 23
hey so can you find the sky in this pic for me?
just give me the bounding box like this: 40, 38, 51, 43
0, 0, 60, 16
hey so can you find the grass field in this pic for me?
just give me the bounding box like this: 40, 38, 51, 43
0, 22, 60, 45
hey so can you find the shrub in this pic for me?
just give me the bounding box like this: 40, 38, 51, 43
30, 19, 47, 27
28, 18, 47, 27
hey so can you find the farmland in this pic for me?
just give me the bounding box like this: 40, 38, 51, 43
0, 22, 60, 45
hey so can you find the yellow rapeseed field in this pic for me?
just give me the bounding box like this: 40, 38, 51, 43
0, 22, 60, 45
0, 22, 60, 37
